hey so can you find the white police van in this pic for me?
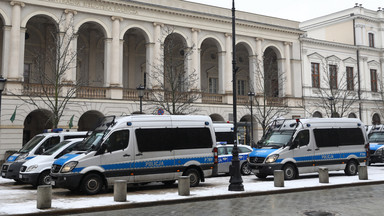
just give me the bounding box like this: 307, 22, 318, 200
50, 115, 218, 195
248, 118, 368, 180
1, 129, 88, 182
213, 122, 235, 144
19, 138, 84, 187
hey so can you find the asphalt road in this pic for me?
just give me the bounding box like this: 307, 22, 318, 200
68, 183, 382, 216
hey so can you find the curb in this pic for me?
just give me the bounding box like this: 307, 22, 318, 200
14, 180, 384, 216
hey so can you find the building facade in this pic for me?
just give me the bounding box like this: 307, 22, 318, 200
0, 0, 382, 161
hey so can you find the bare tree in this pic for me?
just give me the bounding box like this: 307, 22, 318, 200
375, 78, 384, 118
248, 49, 289, 138
149, 26, 201, 115
308, 59, 359, 118
17, 13, 83, 128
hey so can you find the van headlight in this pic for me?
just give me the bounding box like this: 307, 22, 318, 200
61, 161, 78, 173
374, 148, 383, 155
265, 154, 279, 163
26, 165, 38, 172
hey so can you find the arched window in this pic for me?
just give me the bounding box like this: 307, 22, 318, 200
313, 111, 322, 118
348, 113, 357, 118
372, 113, 381, 125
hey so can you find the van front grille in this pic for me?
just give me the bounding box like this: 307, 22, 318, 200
249, 157, 265, 163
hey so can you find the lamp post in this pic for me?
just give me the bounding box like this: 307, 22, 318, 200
0, 76, 7, 121
137, 84, 145, 114
328, 96, 334, 118
228, 0, 244, 192
248, 91, 255, 147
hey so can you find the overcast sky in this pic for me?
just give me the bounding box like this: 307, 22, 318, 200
185, 0, 384, 21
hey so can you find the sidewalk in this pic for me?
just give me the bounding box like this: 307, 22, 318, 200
1, 165, 384, 215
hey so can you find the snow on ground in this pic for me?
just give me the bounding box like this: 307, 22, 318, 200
1, 165, 384, 215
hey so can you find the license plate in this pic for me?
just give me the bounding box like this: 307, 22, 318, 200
254, 169, 260, 174
19, 174, 22, 179
51, 181, 55, 186
1, 172, 5, 177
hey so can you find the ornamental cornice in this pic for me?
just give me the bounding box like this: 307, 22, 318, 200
10, 1, 25, 7
300, 38, 356, 50
38, 0, 303, 35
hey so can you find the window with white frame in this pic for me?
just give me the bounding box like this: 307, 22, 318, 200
368, 33, 375, 48
311, 63, 320, 88
370, 69, 378, 92
329, 65, 338, 89
237, 80, 245, 96
209, 77, 218, 94
346, 67, 354, 91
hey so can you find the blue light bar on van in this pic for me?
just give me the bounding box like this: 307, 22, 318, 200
205, 121, 209, 125
43, 128, 63, 133
357, 123, 361, 127
127, 122, 132, 126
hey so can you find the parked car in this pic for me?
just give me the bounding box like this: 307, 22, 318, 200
217, 144, 252, 175
19, 138, 84, 187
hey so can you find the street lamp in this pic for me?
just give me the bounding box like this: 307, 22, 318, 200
136, 84, 145, 114
248, 91, 255, 147
328, 96, 334, 118
228, 0, 244, 192
0, 76, 7, 121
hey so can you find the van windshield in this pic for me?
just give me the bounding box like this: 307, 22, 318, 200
77, 130, 108, 151
369, 132, 384, 143
42, 140, 71, 155
260, 130, 295, 149
19, 136, 45, 153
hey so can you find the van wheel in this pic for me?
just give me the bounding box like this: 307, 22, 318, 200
283, 164, 297, 180
81, 173, 103, 195
183, 168, 200, 187
241, 162, 252, 175
345, 160, 358, 176
38, 170, 51, 186
256, 173, 268, 179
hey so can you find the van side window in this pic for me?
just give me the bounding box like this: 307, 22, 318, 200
294, 130, 309, 147
314, 128, 364, 147
36, 136, 61, 154
136, 128, 213, 152
105, 130, 129, 152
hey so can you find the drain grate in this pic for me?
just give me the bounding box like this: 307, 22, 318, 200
303, 210, 336, 216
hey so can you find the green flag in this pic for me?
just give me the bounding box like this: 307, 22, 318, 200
10, 107, 17, 123
69, 115, 74, 129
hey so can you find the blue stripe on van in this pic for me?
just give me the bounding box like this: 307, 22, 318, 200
275, 152, 366, 163
370, 143, 384, 151
70, 156, 214, 173
6, 155, 19, 162
25, 156, 35, 160
54, 154, 81, 166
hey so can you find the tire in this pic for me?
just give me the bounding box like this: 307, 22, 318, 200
256, 173, 268, 179
241, 162, 252, 175
183, 168, 201, 187
38, 170, 51, 186
80, 173, 104, 195
344, 160, 358, 176
283, 163, 297, 180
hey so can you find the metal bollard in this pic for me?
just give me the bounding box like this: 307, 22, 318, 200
274, 170, 284, 187
37, 185, 52, 209
358, 165, 368, 180
114, 180, 127, 202
318, 167, 329, 183
178, 176, 190, 196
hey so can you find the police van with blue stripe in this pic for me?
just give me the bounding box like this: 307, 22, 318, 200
50, 115, 218, 195
248, 118, 368, 180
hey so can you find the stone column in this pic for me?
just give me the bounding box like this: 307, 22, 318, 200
191, 28, 201, 90
249, 55, 257, 92
255, 37, 264, 94
1, 26, 11, 78
355, 24, 363, 46
151, 22, 163, 88
63, 9, 77, 83
224, 33, 232, 95
145, 42, 154, 89
8, 1, 24, 81
110, 16, 122, 87
284, 42, 292, 96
